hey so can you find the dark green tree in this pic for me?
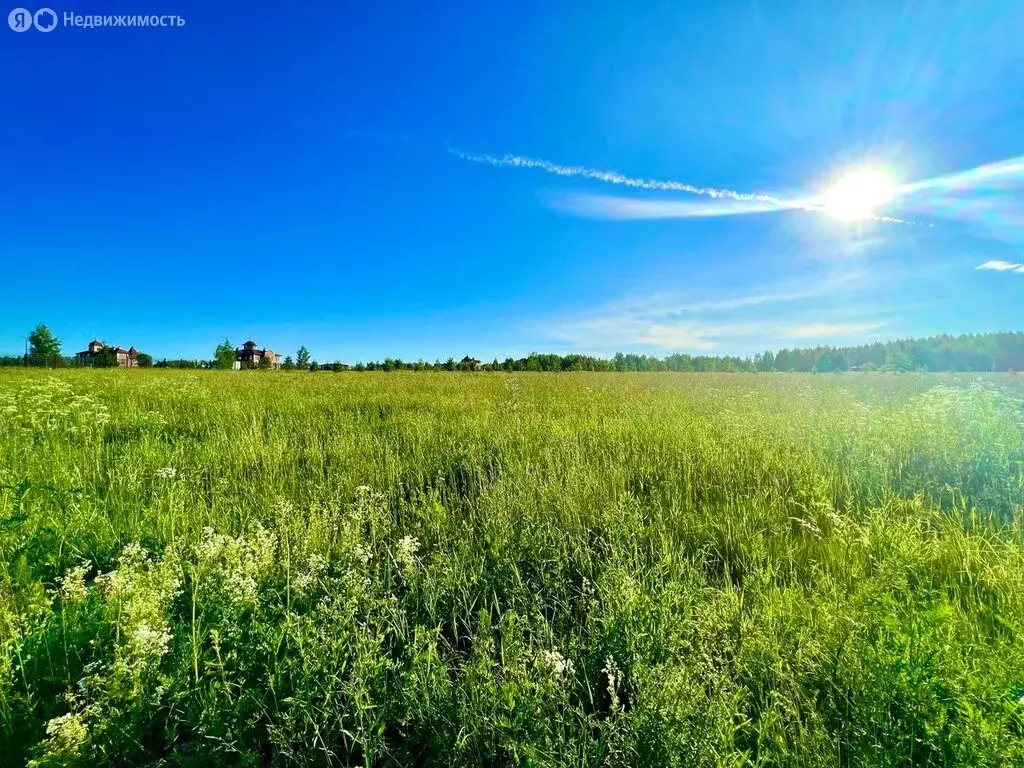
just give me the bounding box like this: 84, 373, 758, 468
214, 339, 236, 370
28, 323, 61, 366
296, 346, 311, 370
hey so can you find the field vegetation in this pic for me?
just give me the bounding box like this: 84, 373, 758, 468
1, 369, 1024, 766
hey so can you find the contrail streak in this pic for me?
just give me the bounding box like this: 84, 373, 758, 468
449, 146, 930, 225
447, 147, 791, 206
450, 147, 929, 225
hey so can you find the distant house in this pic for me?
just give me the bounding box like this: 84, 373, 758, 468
235, 340, 281, 370
75, 340, 140, 368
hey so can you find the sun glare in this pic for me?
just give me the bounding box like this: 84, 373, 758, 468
823, 168, 895, 220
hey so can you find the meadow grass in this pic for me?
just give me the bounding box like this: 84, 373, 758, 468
1, 369, 1023, 767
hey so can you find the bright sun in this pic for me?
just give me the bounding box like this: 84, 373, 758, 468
823, 168, 895, 220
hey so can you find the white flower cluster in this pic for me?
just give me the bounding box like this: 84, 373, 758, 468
56, 560, 92, 604
30, 712, 89, 765
539, 649, 575, 679
130, 623, 172, 660
0, 379, 110, 437
292, 553, 327, 595
154, 466, 177, 480
603, 655, 623, 712
196, 524, 278, 605
396, 535, 421, 572
103, 542, 181, 683
352, 544, 373, 565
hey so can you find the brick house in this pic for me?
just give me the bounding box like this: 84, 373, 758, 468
235, 340, 281, 369
75, 340, 140, 367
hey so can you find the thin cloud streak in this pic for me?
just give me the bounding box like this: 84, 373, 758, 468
898, 156, 1024, 196
553, 312, 892, 352
783, 321, 886, 339
544, 274, 896, 353
451, 147, 927, 224
606, 271, 866, 320
976, 260, 1024, 272
550, 193, 783, 220
448, 147, 790, 205
551, 192, 920, 225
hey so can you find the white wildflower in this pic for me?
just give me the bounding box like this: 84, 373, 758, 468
250, 524, 279, 569
131, 623, 172, 660
293, 553, 327, 594
34, 712, 89, 761
396, 535, 421, 571
57, 561, 91, 604
154, 467, 177, 480
272, 498, 296, 518
602, 655, 622, 712
539, 649, 575, 679
225, 570, 258, 604
352, 544, 372, 565
119, 542, 148, 567
95, 570, 117, 597
398, 535, 420, 558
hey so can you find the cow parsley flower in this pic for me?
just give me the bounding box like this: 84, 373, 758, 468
154, 467, 177, 480
57, 561, 92, 604
396, 535, 421, 572
539, 649, 575, 678
603, 655, 622, 711
34, 712, 89, 762
131, 623, 172, 660
293, 553, 327, 594
351, 544, 372, 565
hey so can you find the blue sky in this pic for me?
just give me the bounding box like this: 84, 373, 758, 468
3, 1, 1023, 363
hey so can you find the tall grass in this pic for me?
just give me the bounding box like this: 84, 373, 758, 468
1, 370, 1023, 766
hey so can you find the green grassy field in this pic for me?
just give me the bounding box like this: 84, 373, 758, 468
1, 370, 1024, 767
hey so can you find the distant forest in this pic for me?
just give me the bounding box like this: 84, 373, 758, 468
3, 332, 1023, 373
351, 332, 1024, 373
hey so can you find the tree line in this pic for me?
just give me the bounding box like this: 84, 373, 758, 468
331, 332, 1024, 373
4, 326, 1024, 373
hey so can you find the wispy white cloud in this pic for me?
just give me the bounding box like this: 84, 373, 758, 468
553, 310, 891, 352
553, 317, 729, 351
976, 259, 1024, 272
549, 192, 782, 220
782, 321, 886, 339
544, 276, 894, 353
448, 147, 788, 205
549, 191, 922, 225
616, 287, 828, 316
605, 270, 868, 320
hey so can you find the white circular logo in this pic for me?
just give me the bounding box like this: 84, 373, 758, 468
33, 7, 56, 31
8, 7, 33, 31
